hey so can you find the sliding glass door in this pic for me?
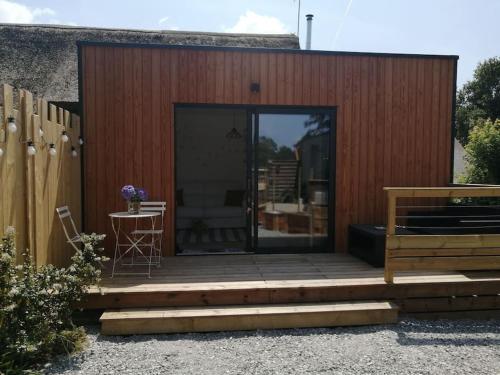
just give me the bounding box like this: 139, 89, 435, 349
249, 109, 335, 253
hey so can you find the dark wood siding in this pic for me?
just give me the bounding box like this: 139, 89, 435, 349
81, 45, 456, 256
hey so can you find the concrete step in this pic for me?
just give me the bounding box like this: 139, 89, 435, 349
100, 300, 399, 335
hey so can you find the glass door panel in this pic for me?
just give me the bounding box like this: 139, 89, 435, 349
252, 111, 332, 252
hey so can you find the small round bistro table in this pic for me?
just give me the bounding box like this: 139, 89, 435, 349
109, 211, 161, 278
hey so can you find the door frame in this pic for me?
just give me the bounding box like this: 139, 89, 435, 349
173, 103, 337, 255
248, 106, 337, 254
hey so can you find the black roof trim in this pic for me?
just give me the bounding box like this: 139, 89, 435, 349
76, 40, 459, 60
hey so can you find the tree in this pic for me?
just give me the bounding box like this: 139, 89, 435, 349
257, 136, 295, 166
304, 113, 330, 136
461, 119, 500, 184
257, 136, 278, 166
275, 145, 295, 160
456, 57, 500, 145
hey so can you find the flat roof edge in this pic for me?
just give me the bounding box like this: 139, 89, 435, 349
76, 40, 459, 60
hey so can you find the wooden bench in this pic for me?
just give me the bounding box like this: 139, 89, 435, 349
384, 186, 500, 283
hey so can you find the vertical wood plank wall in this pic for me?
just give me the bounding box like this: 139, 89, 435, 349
81, 45, 456, 256
1, 84, 82, 266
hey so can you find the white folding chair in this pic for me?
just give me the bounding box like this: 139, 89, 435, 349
130, 201, 166, 266
56, 205, 82, 252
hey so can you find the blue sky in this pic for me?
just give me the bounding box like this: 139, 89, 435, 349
1, 0, 499, 86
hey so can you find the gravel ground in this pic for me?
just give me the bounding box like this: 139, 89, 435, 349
47, 319, 500, 375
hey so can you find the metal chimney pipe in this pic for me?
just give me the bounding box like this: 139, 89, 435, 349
305, 14, 313, 50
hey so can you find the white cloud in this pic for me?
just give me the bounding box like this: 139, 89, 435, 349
0, 0, 74, 25
32, 7, 55, 18
158, 15, 180, 30
224, 10, 288, 34
158, 16, 169, 25
46, 19, 78, 26
0, 0, 38, 23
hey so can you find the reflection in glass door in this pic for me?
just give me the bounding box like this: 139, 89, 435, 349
251, 111, 334, 252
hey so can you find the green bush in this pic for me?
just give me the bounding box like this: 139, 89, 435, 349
0, 227, 106, 374
461, 118, 500, 184
458, 118, 500, 206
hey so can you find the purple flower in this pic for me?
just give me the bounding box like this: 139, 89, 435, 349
137, 188, 148, 201
121, 185, 148, 202
121, 185, 135, 201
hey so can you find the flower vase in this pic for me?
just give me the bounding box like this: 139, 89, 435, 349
128, 201, 140, 214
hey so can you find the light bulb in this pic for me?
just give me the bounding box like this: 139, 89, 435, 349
71, 147, 78, 158
61, 131, 69, 143
39, 127, 44, 137
0, 147, 3, 157
49, 144, 57, 157
27, 142, 36, 156
79, 136, 84, 145
7, 117, 17, 133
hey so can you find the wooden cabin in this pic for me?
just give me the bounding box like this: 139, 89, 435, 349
78, 42, 500, 334
1, 25, 499, 336
79, 42, 457, 255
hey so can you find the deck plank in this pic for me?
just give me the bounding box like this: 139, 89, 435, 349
100, 301, 399, 335
84, 254, 500, 310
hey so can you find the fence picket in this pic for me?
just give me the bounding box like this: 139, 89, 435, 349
0, 83, 82, 267
21, 89, 36, 260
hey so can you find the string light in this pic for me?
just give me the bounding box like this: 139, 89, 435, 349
49, 143, 57, 157
1, 111, 85, 158
7, 117, 17, 133
27, 141, 36, 156
0, 98, 85, 159
61, 130, 69, 143
0, 125, 4, 156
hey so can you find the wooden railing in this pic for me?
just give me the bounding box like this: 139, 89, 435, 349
0, 84, 81, 267
384, 186, 500, 283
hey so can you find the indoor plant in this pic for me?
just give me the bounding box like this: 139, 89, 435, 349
121, 185, 148, 214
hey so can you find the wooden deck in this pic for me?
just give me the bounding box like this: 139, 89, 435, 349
85, 254, 500, 318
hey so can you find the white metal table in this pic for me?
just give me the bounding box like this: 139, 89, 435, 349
109, 211, 161, 278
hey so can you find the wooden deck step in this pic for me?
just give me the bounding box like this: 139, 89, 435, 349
100, 301, 399, 335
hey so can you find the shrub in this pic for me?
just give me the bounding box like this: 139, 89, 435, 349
458, 118, 500, 205
461, 118, 500, 184
0, 228, 106, 374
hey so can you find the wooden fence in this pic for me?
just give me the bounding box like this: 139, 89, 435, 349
384, 186, 500, 283
0, 83, 82, 267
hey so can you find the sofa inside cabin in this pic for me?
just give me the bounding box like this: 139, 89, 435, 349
176, 181, 246, 230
